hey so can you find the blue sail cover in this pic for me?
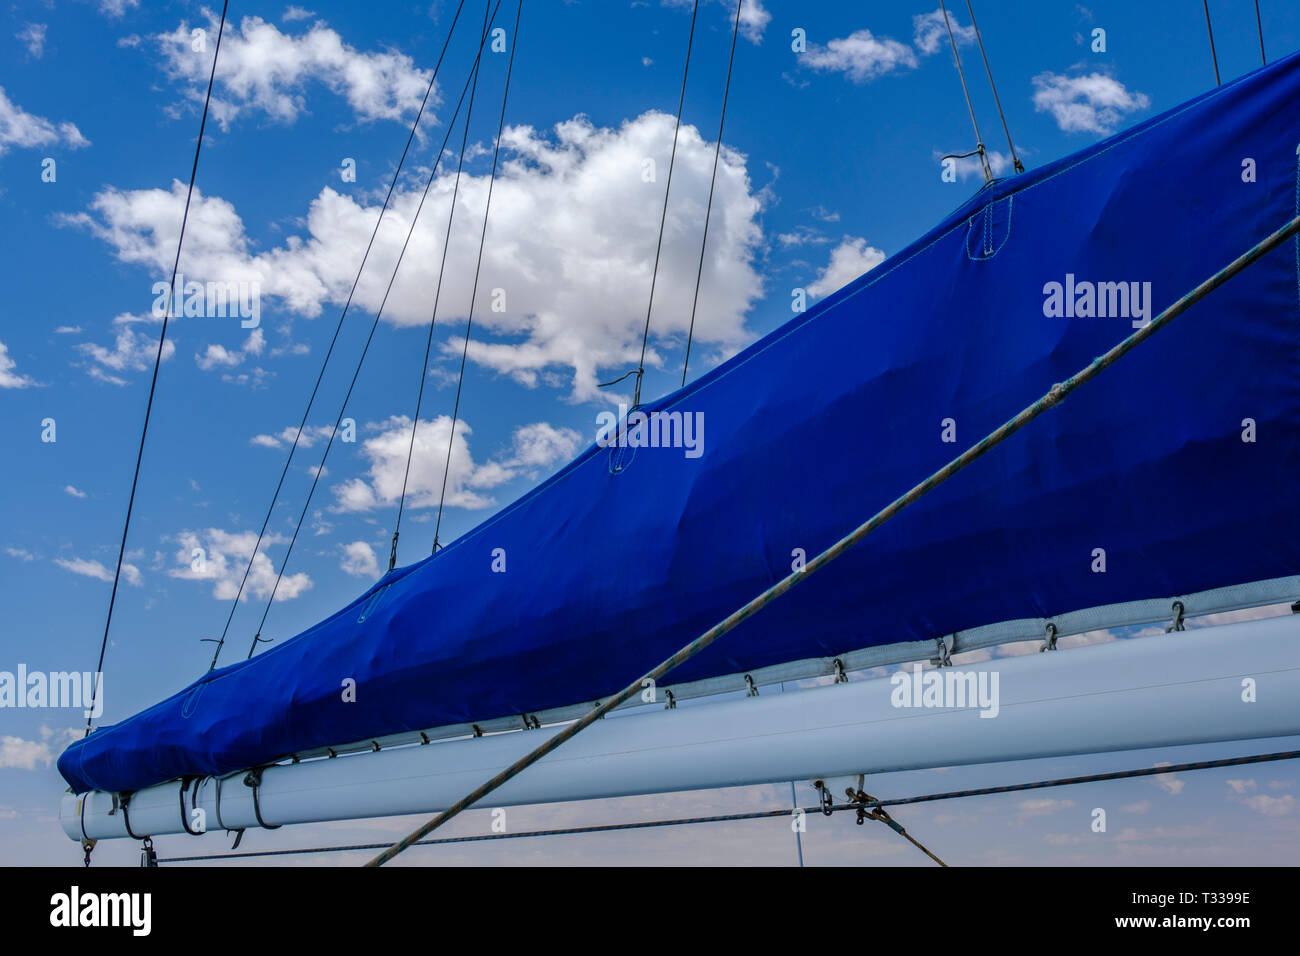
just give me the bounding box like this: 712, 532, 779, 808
60, 52, 1300, 795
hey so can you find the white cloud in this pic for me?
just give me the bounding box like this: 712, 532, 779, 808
776, 225, 830, 248
4, 547, 35, 562
0, 736, 53, 770
283, 6, 315, 22
151, 13, 434, 129
1152, 763, 1185, 795
807, 236, 886, 298
0, 87, 89, 156
1016, 798, 1074, 821
912, 8, 975, 56
251, 424, 339, 449
1121, 800, 1152, 814
663, 0, 769, 44
0, 341, 37, 388
1242, 794, 1295, 816
76, 327, 175, 385
195, 326, 265, 371
63, 485, 87, 499
68, 111, 765, 400
16, 23, 47, 58
333, 416, 582, 514
340, 540, 380, 578
99, 0, 141, 17
55, 556, 142, 586
54, 325, 83, 334
1032, 71, 1150, 135
802, 30, 917, 83
168, 528, 312, 602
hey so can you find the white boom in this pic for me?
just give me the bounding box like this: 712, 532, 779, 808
63, 613, 1300, 842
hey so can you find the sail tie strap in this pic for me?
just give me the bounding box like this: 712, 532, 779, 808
243, 767, 281, 830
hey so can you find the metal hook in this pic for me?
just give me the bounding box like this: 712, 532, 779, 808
1040, 622, 1058, 652
1166, 600, 1186, 633
930, 635, 953, 667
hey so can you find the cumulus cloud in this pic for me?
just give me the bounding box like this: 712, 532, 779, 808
340, 540, 380, 578
55, 556, 142, 586
1032, 71, 1150, 134
0, 736, 53, 770
150, 12, 434, 129
333, 416, 582, 514
801, 30, 917, 83
912, 8, 975, 56
63, 485, 87, 499
807, 236, 886, 298
0, 87, 89, 156
195, 326, 265, 371
282, 5, 314, 22
66, 111, 765, 400
168, 528, 312, 602
0, 341, 37, 388
75, 327, 175, 385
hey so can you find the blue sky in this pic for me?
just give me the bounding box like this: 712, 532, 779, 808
2, 0, 1299, 865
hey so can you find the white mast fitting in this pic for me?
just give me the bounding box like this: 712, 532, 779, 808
63, 612, 1300, 842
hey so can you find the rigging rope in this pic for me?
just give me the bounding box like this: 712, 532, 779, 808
389, 3, 489, 572
91, 0, 229, 715
632, 0, 699, 407
963, 0, 1023, 175
157, 749, 1300, 864
681, 0, 743, 388
365, 210, 1300, 866
1255, 0, 1267, 65
431, 0, 524, 554
939, 0, 991, 184
207, 0, 469, 669
1203, 0, 1222, 87
245, 1, 505, 658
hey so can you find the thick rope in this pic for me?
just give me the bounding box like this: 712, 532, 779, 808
1203, 0, 1221, 87
964, 0, 1022, 174
389, 2, 489, 572
632, 0, 699, 408
431, 0, 524, 554
158, 749, 1300, 864
681, 0, 743, 388
939, 0, 991, 184
366, 211, 1300, 866
208, 0, 468, 669
91, 0, 230, 718
246, 1, 504, 658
